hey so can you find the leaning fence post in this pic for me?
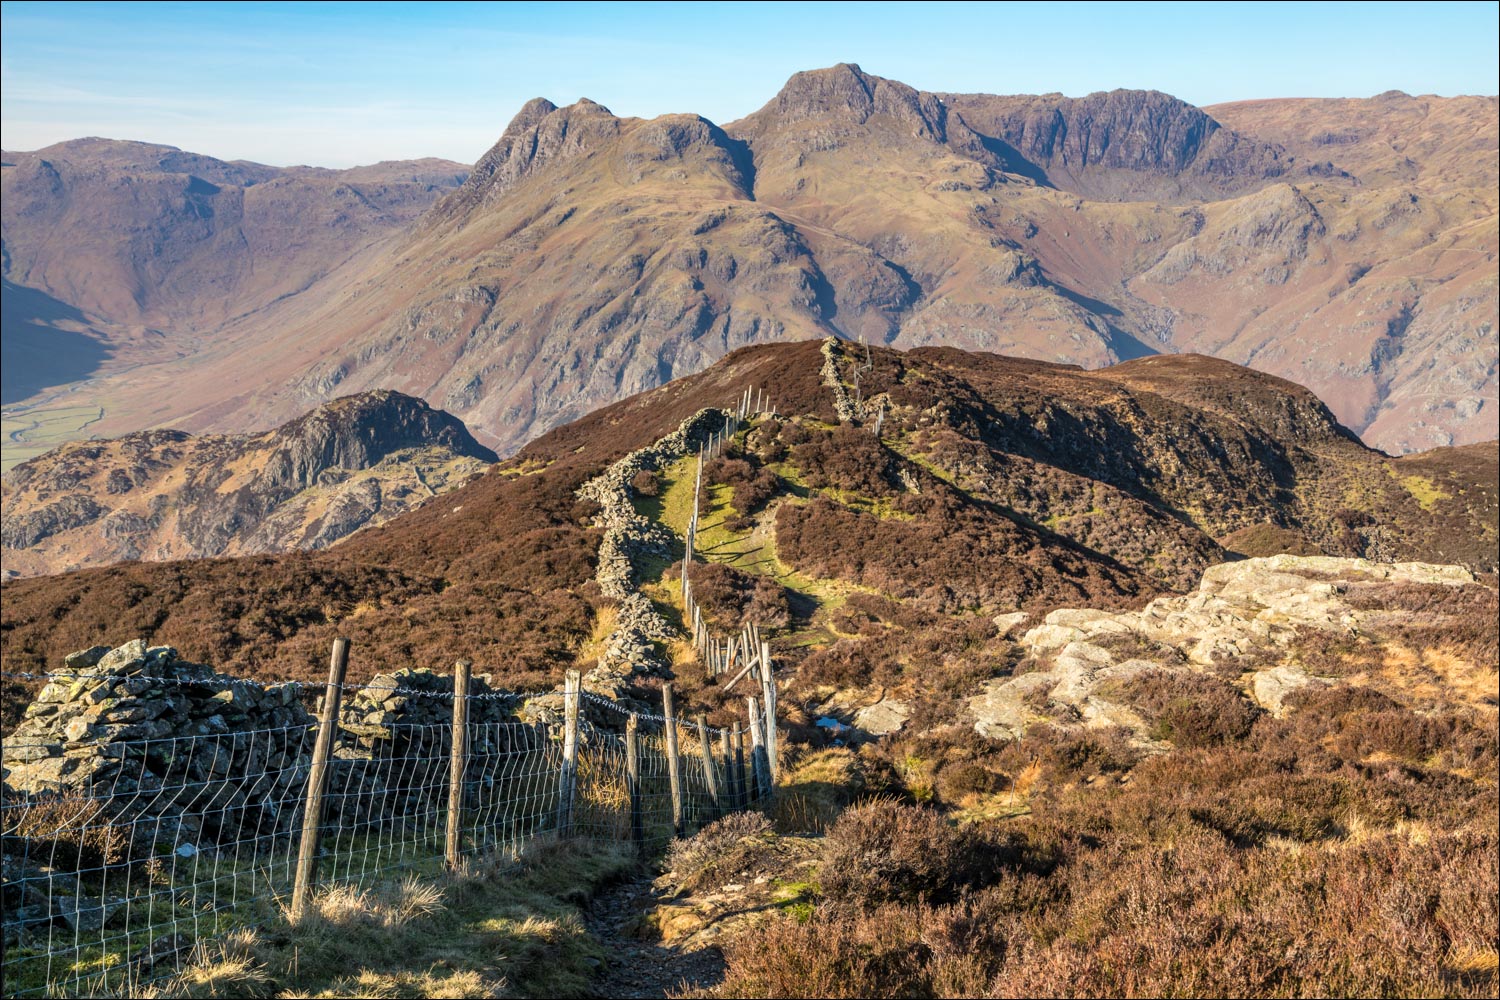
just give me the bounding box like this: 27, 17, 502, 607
748, 696, 771, 803
291, 637, 349, 923
663, 682, 684, 836
445, 659, 472, 870
696, 714, 722, 819
556, 669, 581, 837
626, 713, 644, 856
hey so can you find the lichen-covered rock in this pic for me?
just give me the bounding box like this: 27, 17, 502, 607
971, 555, 1477, 743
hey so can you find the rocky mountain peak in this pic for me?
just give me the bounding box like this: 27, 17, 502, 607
260, 390, 496, 490
0, 390, 497, 577
432, 96, 624, 223
508, 97, 560, 133
742, 62, 949, 141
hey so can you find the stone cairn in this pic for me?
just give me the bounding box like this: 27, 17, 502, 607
575, 407, 731, 694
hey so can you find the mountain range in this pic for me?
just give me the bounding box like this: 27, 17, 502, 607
3, 65, 1495, 463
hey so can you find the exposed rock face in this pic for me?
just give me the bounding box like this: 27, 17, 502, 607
1, 390, 496, 577
939, 88, 1299, 201
969, 556, 1477, 741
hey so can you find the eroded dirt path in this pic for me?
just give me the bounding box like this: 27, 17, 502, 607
585, 868, 725, 999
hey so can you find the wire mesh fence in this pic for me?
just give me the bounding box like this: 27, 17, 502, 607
1, 668, 758, 999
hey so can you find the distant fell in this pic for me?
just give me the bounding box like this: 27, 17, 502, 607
1, 390, 494, 577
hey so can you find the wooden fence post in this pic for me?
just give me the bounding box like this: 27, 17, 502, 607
663, 682, 684, 836
556, 670, 580, 837
747, 696, 771, 803
720, 728, 738, 813
291, 637, 350, 923
445, 659, 472, 870
626, 713, 644, 856
731, 726, 748, 808
759, 642, 778, 783
696, 714, 721, 819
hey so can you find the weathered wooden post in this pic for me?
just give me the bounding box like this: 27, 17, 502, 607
731, 726, 748, 808
291, 637, 350, 923
445, 659, 472, 870
696, 714, 721, 820
663, 682, 684, 836
759, 642, 778, 782
625, 713, 644, 856
747, 696, 771, 803
719, 728, 738, 813
556, 669, 581, 837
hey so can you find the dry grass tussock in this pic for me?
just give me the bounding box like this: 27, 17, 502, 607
131, 840, 631, 999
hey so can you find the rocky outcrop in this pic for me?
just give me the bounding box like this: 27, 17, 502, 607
940, 88, 1298, 202
969, 555, 1477, 741
1, 391, 496, 578
258, 390, 494, 490
576, 408, 732, 691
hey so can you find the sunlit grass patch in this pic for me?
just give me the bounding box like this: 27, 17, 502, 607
139, 840, 632, 1000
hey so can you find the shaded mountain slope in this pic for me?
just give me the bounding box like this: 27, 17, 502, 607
1, 391, 494, 577
0, 138, 467, 409
3, 343, 1492, 710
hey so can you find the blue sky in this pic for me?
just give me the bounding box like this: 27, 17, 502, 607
3, 1, 1496, 167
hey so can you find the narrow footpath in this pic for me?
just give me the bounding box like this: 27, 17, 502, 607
585, 869, 726, 999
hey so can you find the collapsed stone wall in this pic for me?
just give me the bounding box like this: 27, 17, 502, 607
575, 407, 729, 692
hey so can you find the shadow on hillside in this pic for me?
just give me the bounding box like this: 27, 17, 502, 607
1, 280, 110, 404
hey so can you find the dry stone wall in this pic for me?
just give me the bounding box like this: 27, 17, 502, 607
0, 643, 548, 855
575, 407, 730, 692
820, 337, 859, 422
